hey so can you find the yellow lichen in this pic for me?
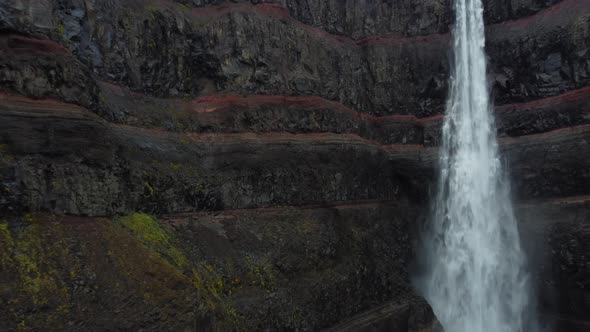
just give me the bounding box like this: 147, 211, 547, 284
190, 261, 244, 325
170, 162, 182, 170
47, 304, 70, 322
22, 213, 35, 223
191, 16, 213, 26
223, 304, 243, 328
179, 136, 192, 145
102, 222, 193, 312
12, 222, 68, 305
192, 263, 227, 300
57, 23, 65, 35
144, 181, 155, 196
144, 2, 162, 12
249, 259, 276, 292
0, 217, 70, 325
115, 213, 188, 269
0, 221, 14, 276
0, 221, 11, 243
111, 214, 244, 329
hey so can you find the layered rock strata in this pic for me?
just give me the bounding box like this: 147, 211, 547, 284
0, 0, 589, 331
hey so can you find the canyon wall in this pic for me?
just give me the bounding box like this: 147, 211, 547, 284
0, 0, 589, 331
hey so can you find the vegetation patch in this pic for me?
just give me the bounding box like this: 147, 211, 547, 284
115, 212, 188, 268
57, 21, 65, 35
113, 213, 244, 329
0, 217, 71, 328
249, 258, 277, 292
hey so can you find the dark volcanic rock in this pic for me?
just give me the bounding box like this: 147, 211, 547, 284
324, 297, 439, 332
0, 203, 426, 331
2, 92, 589, 214
177, 0, 562, 39
0, 33, 99, 107
0, 94, 410, 216
1, 1, 588, 117
516, 197, 590, 332
390, 124, 590, 200
0, 0, 589, 330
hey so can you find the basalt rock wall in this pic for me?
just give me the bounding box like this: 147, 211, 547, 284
0, 0, 589, 331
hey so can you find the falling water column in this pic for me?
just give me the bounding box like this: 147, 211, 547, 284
416, 0, 535, 331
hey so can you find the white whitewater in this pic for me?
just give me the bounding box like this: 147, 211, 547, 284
416, 0, 535, 331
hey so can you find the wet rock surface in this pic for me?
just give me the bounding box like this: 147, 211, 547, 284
516, 197, 590, 332
0, 0, 589, 330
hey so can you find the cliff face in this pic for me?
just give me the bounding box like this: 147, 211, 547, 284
0, 0, 589, 331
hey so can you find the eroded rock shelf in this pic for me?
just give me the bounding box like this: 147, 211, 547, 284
0, 0, 589, 331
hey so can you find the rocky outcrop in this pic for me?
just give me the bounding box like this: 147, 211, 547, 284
1, 0, 588, 116
0, 93, 407, 216
516, 196, 590, 332
0, 0, 589, 330
324, 298, 439, 332
178, 0, 562, 38
0, 203, 427, 331
3, 92, 588, 215
0, 33, 99, 106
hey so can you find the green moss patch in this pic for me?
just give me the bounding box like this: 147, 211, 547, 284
115, 212, 189, 269
0, 217, 71, 328
112, 213, 243, 329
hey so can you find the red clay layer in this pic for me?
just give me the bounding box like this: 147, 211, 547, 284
0, 93, 85, 112
115, 121, 427, 152
194, 95, 441, 123
3, 91, 589, 160
77, 107, 590, 150
499, 123, 590, 145
497, 86, 590, 111
100, 81, 590, 123
356, 33, 449, 47
115, 116, 431, 150
0, 34, 70, 55
175, 0, 583, 46
4, 83, 590, 147
185, 2, 354, 46
104, 105, 590, 150
518, 195, 590, 206
189, 86, 590, 121
1, 0, 583, 63
496, 0, 586, 30
162, 199, 407, 224
192, 96, 433, 123
0, 91, 415, 149
183, 1, 447, 46
101, 82, 421, 121
192, 95, 353, 113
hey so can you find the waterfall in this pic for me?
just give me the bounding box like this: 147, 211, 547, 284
415, 0, 535, 331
